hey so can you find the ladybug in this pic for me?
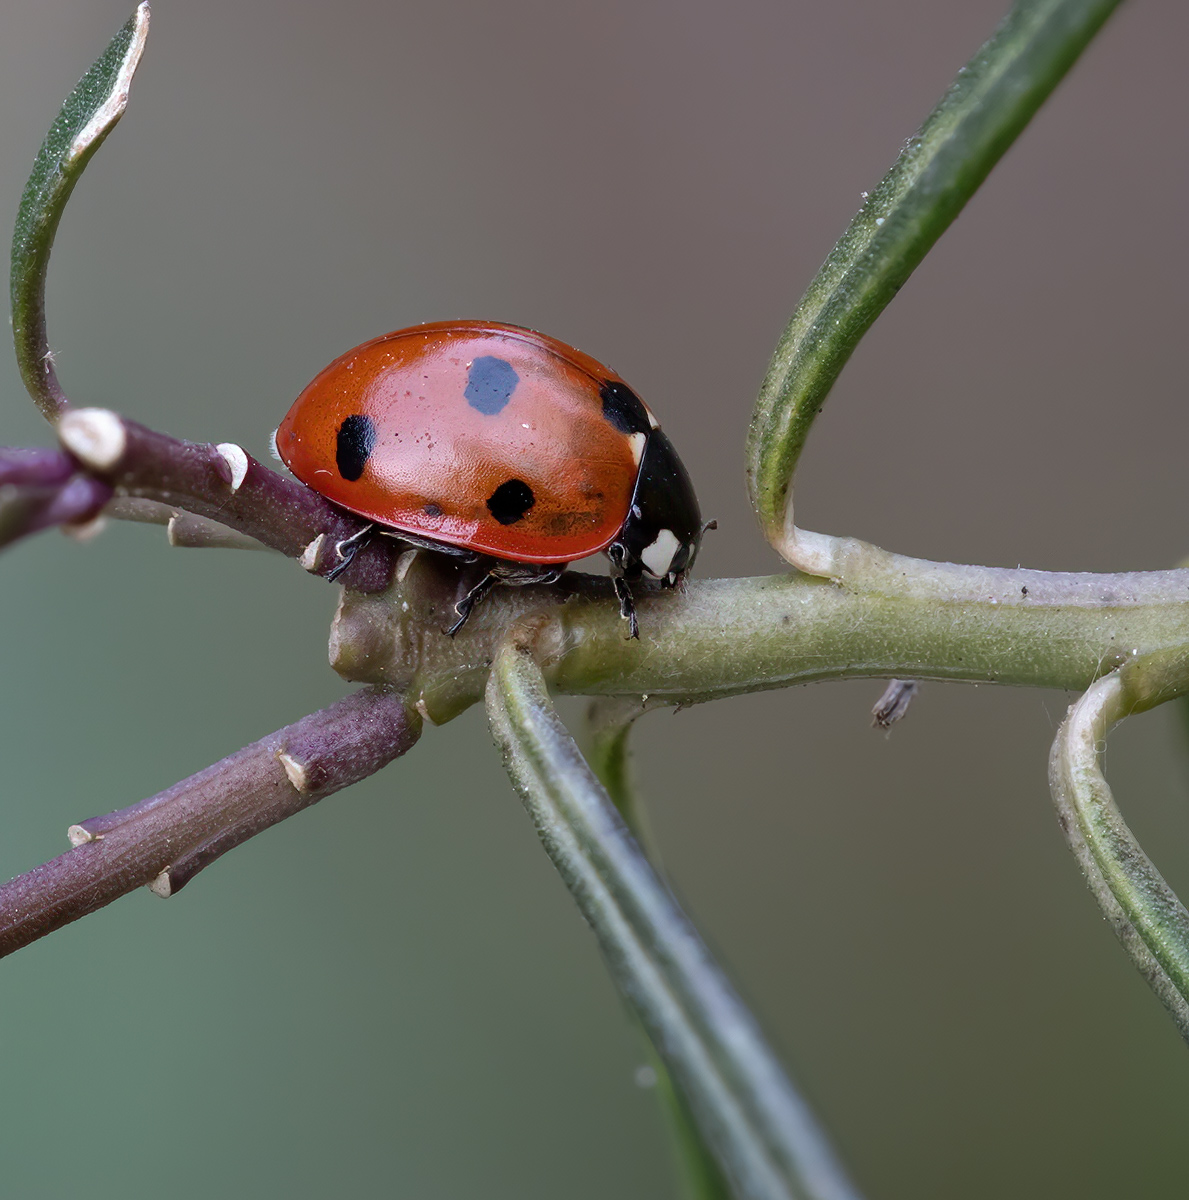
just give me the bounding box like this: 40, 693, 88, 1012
274, 321, 702, 637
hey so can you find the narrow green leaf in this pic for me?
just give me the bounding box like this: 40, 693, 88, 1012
488, 631, 863, 1200
1049, 671, 1189, 1041
10, 4, 150, 421
746, 0, 1121, 551
585, 703, 732, 1200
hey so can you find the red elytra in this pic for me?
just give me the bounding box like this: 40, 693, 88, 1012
275, 321, 645, 565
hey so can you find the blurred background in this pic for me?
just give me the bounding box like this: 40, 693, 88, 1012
0, 1, 1187, 1196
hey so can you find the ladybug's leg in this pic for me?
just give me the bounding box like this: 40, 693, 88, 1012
447, 564, 566, 636
612, 576, 639, 640
327, 523, 375, 582
446, 571, 499, 637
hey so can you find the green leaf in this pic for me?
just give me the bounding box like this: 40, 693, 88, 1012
10, 4, 150, 421
746, 0, 1121, 554
1049, 666, 1189, 1041
488, 631, 862, 1200
585, 702, 732, 1200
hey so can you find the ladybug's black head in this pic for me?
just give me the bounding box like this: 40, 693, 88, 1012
608, 429, 701, 586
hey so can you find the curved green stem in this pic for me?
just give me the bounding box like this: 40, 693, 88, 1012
488, 626, 863, 1200
746, 0, 1121, 567
1049, 658, 1189, 1041
10, 4, 149, 420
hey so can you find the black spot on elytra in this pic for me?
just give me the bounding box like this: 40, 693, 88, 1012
424, 502, 443, 518
465, 356, 519, 414
600, 380, 650, 435
487, 478, 534, 525
336, 414, 376, 481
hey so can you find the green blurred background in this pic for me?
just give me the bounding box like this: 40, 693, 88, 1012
1, 1, 1187, 1196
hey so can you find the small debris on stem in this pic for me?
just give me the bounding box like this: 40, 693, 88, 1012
872, 679, 919, 729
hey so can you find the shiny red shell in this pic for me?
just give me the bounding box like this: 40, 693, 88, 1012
275, 321, 647, 565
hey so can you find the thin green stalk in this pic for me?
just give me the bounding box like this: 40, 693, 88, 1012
587, 703, 733, 1200
747, 0, 1121, 559
1049, 656, 1189, 1041
10, 4, 149, 420
488, 627, 863, 1200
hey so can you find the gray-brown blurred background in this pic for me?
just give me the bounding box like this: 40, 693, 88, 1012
1, 1, 1187, 1196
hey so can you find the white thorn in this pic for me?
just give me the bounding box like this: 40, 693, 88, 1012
61, 515, 108, 543
66, 824, 95, 846
58, 408, 127, 470
299, 534, 325, 572
278, 751, 311, 793
215, 442, 249, 492
415, 697, 432, 723
147, 871, 173, 899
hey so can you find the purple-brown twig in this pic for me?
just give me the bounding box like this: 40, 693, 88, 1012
0, 446, 111, 545
56, 408, 399, 592
0, 686, 421, 958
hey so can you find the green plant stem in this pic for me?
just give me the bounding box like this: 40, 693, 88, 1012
746, 0, 1121, 560
1049, 660, 1189, 1040
586, 704, 733, 1200
553, 561, 1189, 704
334, 553, 1189, 722
488, 626, 863, 1200
10, 4, 149, 420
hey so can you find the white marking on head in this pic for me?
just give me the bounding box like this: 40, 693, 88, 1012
215, 442, 249, 492
58, 408, 126, 469
640, 528, 681, 577
627, 431, 646, 465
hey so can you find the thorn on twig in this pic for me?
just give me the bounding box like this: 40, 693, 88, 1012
66, 824, 95, 846
214, 442, 249, 492
300, 534, 326, 572
277, 751, 311, 793
872, 679, 919, 729
58, 408, 127, 469
62, 513, 108, 542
